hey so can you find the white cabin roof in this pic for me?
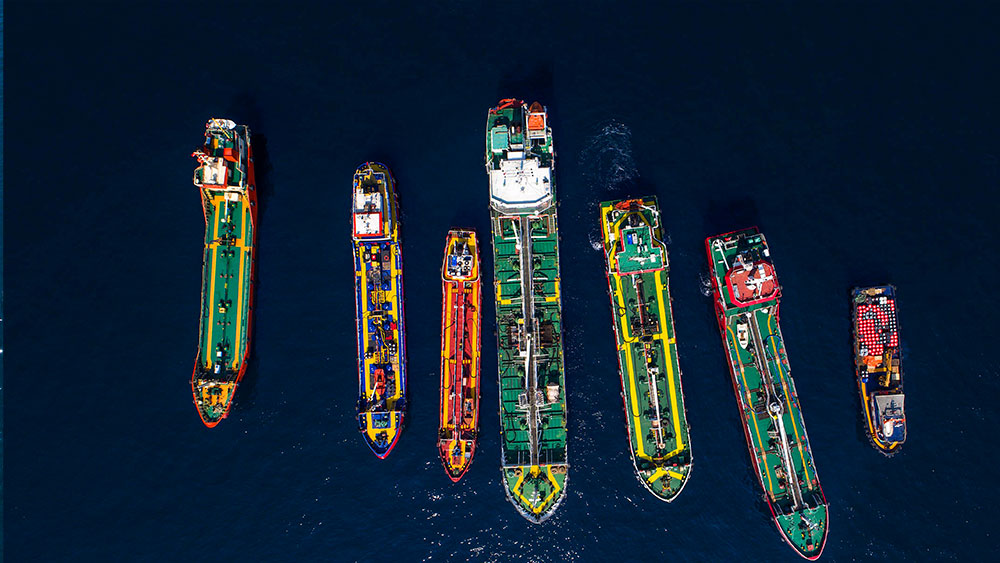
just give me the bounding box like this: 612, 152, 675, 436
199, 157, 228, 186
353, 212, 383, 236
489, 158, 552, 210
354, 190, 383, 213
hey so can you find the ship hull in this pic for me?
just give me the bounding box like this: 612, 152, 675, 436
599, 198, 692, 502
706, 229, 828, 559
191, 121, 257, 427
353, 163, 407, 458
853, 285, 905, 455
487, 99, 568, 522
438, 231, 482, 481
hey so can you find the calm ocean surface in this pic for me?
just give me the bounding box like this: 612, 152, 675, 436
5, 3, 999, 561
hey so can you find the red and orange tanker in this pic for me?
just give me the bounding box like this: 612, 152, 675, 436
437, 230, 482, 481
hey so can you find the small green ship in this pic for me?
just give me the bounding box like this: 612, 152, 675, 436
190, 118, 257, 428
486, 99, 568, 523
706, 228, 828, 560
599, 198, 692, 501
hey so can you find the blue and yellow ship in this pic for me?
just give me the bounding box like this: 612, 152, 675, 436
352, 162, 407, 458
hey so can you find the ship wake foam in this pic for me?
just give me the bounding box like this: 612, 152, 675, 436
579, 120, 638, 192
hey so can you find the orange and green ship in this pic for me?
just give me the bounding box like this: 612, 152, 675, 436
438, 230, 482, 481
706, 228, 828, 560
853, 285, 906, 455
190, 118, 257, 428
600, 198, 693, 501
352, 162, 407, 458
487, 99, 568, 522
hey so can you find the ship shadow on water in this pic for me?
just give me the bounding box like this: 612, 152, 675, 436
227, 92, 274, 416
604, 175, 655, 201
496, 63, 556, 120
701, 197, 761, 239
233, 355, 260, 413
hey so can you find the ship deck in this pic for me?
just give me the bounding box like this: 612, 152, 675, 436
197, 192, 254, 377
600, 199, 692, 501
488, 99, 566, 521
353, 164, 406, 458
492, 208, 568, 519
438, 232, 482, 480
708, 230, 827, 558
854, 285, 906, 453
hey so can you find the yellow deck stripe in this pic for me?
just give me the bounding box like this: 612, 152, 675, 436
357, 244, 371, 394
389, 246, 401, 401
654, 269, 684, 455
728, 324, 775, 494
767, 314, 811, 485
614, 272, 647, 460
204, 196, 223, 366
538, 465, 562, 513
606, 203, 686, 466
442, 284, 452, 388
470, 283, 479, 387
232, 241, 245, 368
511, 467, 530, 509
545, 279, 560, 302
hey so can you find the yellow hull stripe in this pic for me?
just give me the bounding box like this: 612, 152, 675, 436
232, 242, 245, 368
204, 196, 222, 366
614, 272, 646, 460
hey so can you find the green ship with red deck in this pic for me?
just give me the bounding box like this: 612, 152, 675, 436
706, 228, 828, 559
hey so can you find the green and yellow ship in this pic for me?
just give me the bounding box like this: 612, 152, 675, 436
600, 198, 693, 501
706, 228, 828, 559
190, 118, 257, 428
486, 99, 568, 523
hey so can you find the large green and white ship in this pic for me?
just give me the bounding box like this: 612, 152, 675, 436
706, 228, 828, 560
486, 99, 568, 523
599, 198, 692, 501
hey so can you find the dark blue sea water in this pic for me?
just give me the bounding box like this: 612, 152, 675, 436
5, 3, 1000, 561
